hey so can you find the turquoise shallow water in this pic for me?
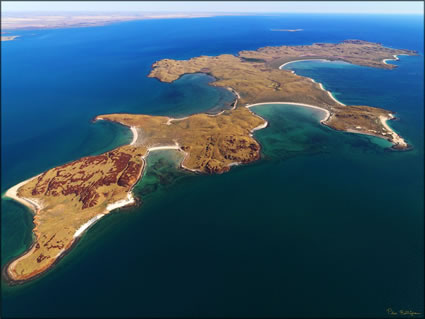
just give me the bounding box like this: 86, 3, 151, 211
1, 14, 423, 317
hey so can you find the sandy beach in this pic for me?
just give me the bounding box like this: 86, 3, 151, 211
166, 89, 240, 126
308, 77, 346, 106
98, 118, 139, 146
383, 54, 400, 65
379, 115, 407, 147
166, 108, 229, 126
280, 62, 346, 106
317, 81, 345, 106
4, 174, 43, 213
228, 87, 241, 99
106, 192, 135, 212
251, 120, 269, 132
166, 116, 189, 125
246, 102, 331, 123
143, 144, 181, 159
130, 127, 138, 145
73, 214, 106, 238
140, 142, 202, 172
279, 59, 332, 69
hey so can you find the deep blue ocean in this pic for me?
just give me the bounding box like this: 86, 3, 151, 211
1, 14, 423, 317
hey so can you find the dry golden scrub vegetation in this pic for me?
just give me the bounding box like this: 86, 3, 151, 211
97, 106, 266, 174
5, 106, 266, 283
5, 146, 145, 282
148, 40, 417, 149
5, 39, 416, 284
239, 39, 417, 69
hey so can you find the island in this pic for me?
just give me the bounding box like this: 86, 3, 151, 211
1, 35, 19, 41
3, 39, 417, 284
271, 29, 303, 32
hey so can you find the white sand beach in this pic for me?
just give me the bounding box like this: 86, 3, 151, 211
252, 120, 269, 132
246, 102, 331, 123
166, 116, 189, 125
279, 59, 332, 69
143, 144, 181, 159
309, 78, 346, 106
4, 174, 43, 213
73, 214, 106, 238
383, 54, 400, 65
280, 62, 346, 106
130, 127, 138, 145
379, 115, 407, 147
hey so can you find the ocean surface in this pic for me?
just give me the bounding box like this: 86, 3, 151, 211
1, 14, 423, 317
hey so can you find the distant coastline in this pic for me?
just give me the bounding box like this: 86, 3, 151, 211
1, 12, 246, 31
270, 28, 303, 32
1, 35, 19, 41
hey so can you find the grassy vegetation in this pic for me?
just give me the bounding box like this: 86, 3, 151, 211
239, 39, 417, 69
97, 107, 266, 173
6, 39, 415, 283
7, 146, 145, 282
148, 40, 416, 148
7, 108, 266, 282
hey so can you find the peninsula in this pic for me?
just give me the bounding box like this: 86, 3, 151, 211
3, 39, 417, 284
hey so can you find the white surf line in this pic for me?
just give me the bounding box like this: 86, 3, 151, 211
246, 102, 331, 123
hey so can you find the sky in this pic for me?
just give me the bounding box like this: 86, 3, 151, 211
1, 1, 423, 14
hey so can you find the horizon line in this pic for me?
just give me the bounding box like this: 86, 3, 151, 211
2, 11, 423, 15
